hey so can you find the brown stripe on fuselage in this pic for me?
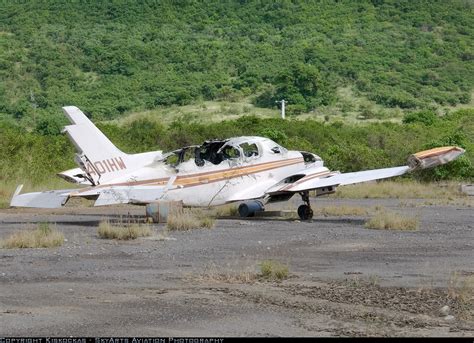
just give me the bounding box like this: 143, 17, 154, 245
174, 158, 304, 189
174, 158, 303, 186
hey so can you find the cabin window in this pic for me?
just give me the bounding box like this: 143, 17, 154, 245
240, 143, 259, 158
221, 145, 240, 160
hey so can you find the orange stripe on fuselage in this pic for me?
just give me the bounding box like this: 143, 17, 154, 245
174, 157, 303, 187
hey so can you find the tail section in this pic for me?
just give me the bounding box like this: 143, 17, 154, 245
62, 106, 161, 185
63, 106, 124, 161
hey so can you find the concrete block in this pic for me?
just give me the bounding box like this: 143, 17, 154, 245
460, 184, 474, 196
146, 201, 183, 223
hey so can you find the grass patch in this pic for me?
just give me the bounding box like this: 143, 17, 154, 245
1, 222, 64, 248
116, 100, 277, 126
199, 264, 257, 284
316, 205, 368, 217
167, 208, 215, 231
98, 220, 152, 240
365, 208, 419, 231
332, 181, 463, 199
259, 260, 289, 281
211, 204, 239, 217
198, 260, 290, 284
421, 198, 474, 207
448, 272, 474, 321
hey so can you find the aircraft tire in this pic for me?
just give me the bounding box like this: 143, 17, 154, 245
297, 204, 313, 220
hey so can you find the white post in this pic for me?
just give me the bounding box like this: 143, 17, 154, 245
276, 99, 286, 119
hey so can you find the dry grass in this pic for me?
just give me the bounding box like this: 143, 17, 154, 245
421, 198, 474, 207
197, 259, 290, 284
316, 205, 368, 217
259, 260, 289, 281
447, 272, 474, 321
199, 264, 258, 284
365, 208, 419, 231
333, 181, 464, 199
211, 204, 239, 217
115, 100, 277, 126
98, 220, 152, 240
167, 208, 215, 231
1, 222, 64, 248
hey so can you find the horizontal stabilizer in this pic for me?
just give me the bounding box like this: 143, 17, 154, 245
57, 167, 92, 185
10, 185, 72, 208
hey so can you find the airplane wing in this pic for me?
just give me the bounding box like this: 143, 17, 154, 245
266, 166, 410, 194
266, 146, 465, 196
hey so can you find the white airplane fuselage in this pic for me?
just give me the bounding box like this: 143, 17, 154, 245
68, 137, 328, 207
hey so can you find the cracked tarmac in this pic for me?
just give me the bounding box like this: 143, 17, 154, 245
0, 198, 473, 336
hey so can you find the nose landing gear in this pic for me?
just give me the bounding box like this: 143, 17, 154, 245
297, 191, 313, 220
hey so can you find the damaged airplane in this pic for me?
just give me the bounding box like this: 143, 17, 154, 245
10, 106, 466, 220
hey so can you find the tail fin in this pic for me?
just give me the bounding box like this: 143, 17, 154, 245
62, 106, 131, 184
63, 106, 124, 160
61, 106, 162, 185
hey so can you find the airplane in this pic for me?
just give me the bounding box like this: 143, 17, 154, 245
10, 106, 466, 220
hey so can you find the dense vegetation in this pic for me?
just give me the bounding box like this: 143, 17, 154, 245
0, 0, 472, 204
0, 0, 473, 125
1, 109, 472, 192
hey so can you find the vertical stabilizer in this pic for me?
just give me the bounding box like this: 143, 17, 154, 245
62, 106, 131, 183
61, 106, 162, 184
63, 106, 124, 160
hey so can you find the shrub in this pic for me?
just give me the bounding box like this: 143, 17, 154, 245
167, 209, 215, 231
365, 209, 419, 231
259, 260, 289, 281
402, 110, 439, 126
98, 221, 152, 240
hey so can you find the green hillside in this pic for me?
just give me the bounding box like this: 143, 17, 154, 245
0, 0, 473, 126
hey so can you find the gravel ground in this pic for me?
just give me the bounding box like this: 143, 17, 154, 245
0, 198, 472, 336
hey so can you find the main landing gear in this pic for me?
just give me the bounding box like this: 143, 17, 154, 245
297, 191, 313, 220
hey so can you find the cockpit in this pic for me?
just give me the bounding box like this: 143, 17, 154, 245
162, 136, 286, 169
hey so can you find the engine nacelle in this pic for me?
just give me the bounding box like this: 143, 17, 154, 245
238, 200, 265, 217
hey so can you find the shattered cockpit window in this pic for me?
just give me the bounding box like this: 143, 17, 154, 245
165, 146, 198, 167
195, 140, 228, 165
